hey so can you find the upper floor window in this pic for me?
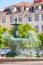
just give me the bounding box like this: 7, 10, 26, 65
35, 25, 39, 32
17, 7, 22, 12
42, 14, 43, 21
18, 16, 22, 22
41, 6, 43, 9
28, 16, 32, 21
2, 16, 6, 23
35, 5, 39, 10
10, 8, 14, 13
24, 7, 26, 10
10, 16, 14, 22
29, 7, 34, 12
42, 25, 43, 31
35, 14, 39, 21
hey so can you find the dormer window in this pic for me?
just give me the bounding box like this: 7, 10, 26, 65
10, 8, 14, 13
24, 7, 26, 10
41, 6, 43, 9
35, 5, 39, 10
17, 7, 22, 12
29, 7, 34, 12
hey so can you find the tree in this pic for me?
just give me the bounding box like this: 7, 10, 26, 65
0, 25, 8, 48
18, 23, 35, 38
9, 23, 35, 38
38, 33, 43, 49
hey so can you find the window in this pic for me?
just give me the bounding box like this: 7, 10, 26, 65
29, 7, 34, 12
42, 25, 43, 31
41, 6, 43, 9
29, 8, 32, 12
10, 16, 14, 22
35, 6, 39, 10
32, 7, 34, 12
18, 16, 22, 22
17, 7, 22, 12
24, 7, 26, 10
35, 26, 39, 32
42, 14, 43, 21
28, 16, 32, 21
35, 14, 39, 21
2, 16, 6, 23
10, 8, 14, 13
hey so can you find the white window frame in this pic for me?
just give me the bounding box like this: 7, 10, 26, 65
42, 14, 43, 21
10, 16, 14, 22
35, 25, 39, 32
35, 14, 39, 21
18, 16, 22, 22
35, 5, 39, 10
28, 16, 32, 22
2, 16, 6, 23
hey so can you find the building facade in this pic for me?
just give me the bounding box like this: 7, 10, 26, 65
0, 0, 43, 33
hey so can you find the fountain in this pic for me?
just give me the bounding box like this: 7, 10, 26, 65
27, 31, 40, 57
2, 31, 41, 57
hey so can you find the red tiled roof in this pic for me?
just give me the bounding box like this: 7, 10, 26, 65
6, 1, 30, 9
14, 1, 30, 7
34, 0, 43, 3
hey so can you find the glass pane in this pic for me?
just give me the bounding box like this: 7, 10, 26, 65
2, 16, 6, 23
10, 16, 14, 22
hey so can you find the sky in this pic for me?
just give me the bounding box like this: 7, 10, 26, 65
0, 0, 34, 9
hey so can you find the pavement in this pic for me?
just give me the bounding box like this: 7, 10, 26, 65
0, 61, 43, 65
0, 57, 43, 64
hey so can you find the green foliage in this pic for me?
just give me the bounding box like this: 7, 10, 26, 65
0, 25, 7, 34
8, 25, 18, 37
9, 23, 35, 38
8, 26, 14, 35
0, 25, 4, 34
18, 23, 35, 38
4, 34, 15, 50
0, 34, 4, 48
38, 33, 43, 49
0, 25, 8, 48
